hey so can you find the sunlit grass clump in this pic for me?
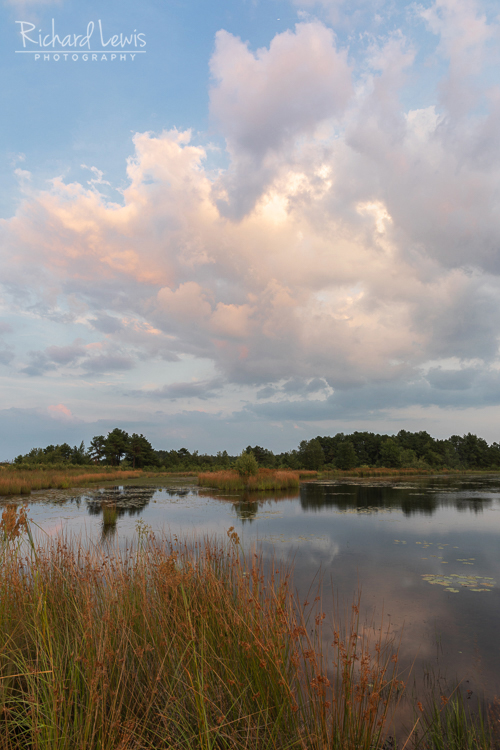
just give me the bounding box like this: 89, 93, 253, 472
198, 468, 313, 492
0, 506, 407, 750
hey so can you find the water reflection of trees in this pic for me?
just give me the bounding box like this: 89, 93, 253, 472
163, 488, 191, 498
52, 479, 499, 529
232, 493, 299, 523
233, 498, 259, 523
86, 486, 158, 518
198, 488, 300, 523
85, 486, 160, 541
300, 481, 493, 516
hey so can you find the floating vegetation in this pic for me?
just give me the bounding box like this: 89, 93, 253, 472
333, 506, 397, 515
263, 532, 328, 544
422, 573, 496, 592
83, 486, 172, 522
86, 487, 159, 512
415, 541, 450, 549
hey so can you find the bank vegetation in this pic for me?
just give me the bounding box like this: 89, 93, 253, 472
0, 508, 497, 749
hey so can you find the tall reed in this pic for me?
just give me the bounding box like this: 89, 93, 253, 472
0, 511, 404, 750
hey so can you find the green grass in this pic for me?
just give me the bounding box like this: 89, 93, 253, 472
411, 691, 496, 750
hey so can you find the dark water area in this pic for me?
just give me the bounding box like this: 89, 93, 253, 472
3, 474, 500, 710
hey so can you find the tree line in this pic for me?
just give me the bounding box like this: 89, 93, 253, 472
11, 428, 500, 472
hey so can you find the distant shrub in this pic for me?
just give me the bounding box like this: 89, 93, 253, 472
234, 451, 258, 477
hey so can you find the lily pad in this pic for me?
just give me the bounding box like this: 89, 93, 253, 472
422, 572, 496, 592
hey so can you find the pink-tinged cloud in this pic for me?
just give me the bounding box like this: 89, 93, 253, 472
419, 0, 496, 118
157, 282, 212, 322
47, 404, 73, 420
210, 22, 352, 156
1, 14, 500, 424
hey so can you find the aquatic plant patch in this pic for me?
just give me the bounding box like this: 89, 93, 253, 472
421, 573, 496, 593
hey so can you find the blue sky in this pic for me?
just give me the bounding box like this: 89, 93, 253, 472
1, 0, 500, 458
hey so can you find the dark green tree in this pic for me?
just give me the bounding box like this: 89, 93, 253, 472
399, 448, 418, 467
489, 442, 500, 468
88, 436, 107, 464
315, 435, 337, 464
451, 433, 490, 468
298, 439, 325, 470
277, 450, 300, 469
104, 428, 130, 466
176, 448, 192, 468
216, 450, 231, 468
350, 432, 383, 465
379, 438, 402, 468
57, 443, 73, 461
126, 433, 156, 468
335, 440, 357, 470
244, 445, 276, 467
71, 441, 87, 465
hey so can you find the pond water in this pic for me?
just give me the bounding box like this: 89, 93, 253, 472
3, 474, 500, 708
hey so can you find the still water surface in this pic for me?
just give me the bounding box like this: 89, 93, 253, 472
4, 474, 500, 704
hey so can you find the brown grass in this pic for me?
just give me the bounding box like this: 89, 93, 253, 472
0, 467, 147, 496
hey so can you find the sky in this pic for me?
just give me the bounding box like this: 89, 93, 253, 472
1, 0, 500, 459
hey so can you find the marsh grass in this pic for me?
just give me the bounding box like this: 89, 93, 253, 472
1, 506, 495, 750
321, 467, 435, 479
410, 690, 497, 750
0, 509, 405, 750
198, 469, 313, 492
320, 467, 500, 479
0, 467, 148, 496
